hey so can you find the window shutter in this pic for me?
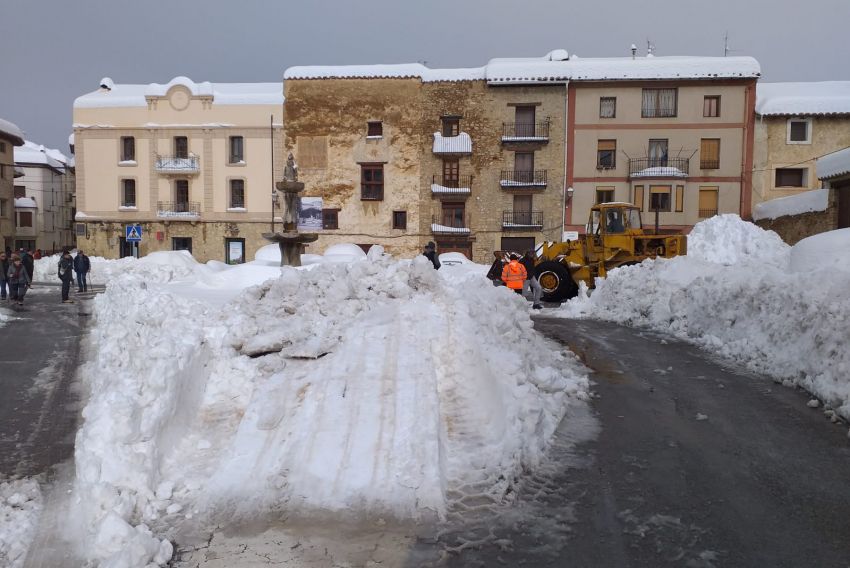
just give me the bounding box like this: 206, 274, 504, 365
700, 139, 720, 168
675, 185, 684, 212
598, 140, 616, 151
634, 186, 644, 210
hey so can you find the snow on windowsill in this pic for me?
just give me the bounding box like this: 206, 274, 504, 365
431, 223, 470, 234
366, 135, 383, 140
227, 160, 247, 166
118, 160, 137, 166
431, 183, 471, 194
119, 206, 138, 211
226, 207, 247, 212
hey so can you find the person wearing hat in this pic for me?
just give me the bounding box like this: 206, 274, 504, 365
7, 254, 31, 306
501, 253, 527, 294
422, 241, 441, 270
57, 249, 75, 303
19, 248, 34, 283
73, 249, 91, 292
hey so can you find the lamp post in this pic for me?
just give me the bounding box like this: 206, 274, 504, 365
562, 186, 574, 241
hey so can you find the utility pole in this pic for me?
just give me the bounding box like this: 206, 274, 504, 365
270, 114, 275, 233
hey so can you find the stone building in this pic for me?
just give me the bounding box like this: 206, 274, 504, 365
753, 82, 850, 206
0, 118, 25, 251
72, 76, 283, 262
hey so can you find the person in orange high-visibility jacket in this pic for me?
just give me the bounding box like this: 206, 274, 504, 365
501, 253, 527, 293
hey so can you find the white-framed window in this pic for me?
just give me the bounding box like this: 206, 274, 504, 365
786, 117, 812, 144
229, 179, 245, 208
775, 167, 808, 188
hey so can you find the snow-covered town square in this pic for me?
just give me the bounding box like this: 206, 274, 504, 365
2, 1, 850, 567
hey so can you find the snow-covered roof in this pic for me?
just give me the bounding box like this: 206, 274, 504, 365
752, 188, 830, 221
74, 77, 284, 108
0, 118, 24, 146
14, 197, 37, 209
15, 140, 70, 170
432, 132, 472, 154
756, 82, 850, 116
817, 146, 850, 180
284, 53, 760, 84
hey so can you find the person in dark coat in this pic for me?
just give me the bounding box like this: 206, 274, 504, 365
57, 250, 75, 303
19, 249, 34, 283
422, 241, 441, 270
7, 254, 31, 306
486, 251, 508, 287
73, 250, 91, 292
0, 251, 10, 300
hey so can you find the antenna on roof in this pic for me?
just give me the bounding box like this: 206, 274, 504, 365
723, 31, 737, 57
646, 39, 655, 57
630, 44, 638, 60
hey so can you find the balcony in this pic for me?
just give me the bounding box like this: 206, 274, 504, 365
432, 132, 472, 155
157, 201, 201, 218
500, 170, 547, 189
628, 157, 690, 179
431, 175, 472, 197
155, 155, 200, 175
698, 208, 718, 218
501, 121, 550, 143
502, 210, 543, 231
431, 214, 470, 235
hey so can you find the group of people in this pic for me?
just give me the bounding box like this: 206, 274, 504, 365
0, 247, 91, 306
486, 250, 543, 310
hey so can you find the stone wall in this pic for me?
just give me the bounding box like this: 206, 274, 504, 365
754, 188, 838, 245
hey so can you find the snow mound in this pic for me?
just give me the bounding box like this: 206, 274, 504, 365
71, 254, 589, 566
688, 214, 789, 267
790, 228, 850, 275
558, 216, 850, 421
0, 479, 42, 568
752, 188, 829, 221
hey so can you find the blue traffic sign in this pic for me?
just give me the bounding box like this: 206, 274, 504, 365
125, 225, 143, 242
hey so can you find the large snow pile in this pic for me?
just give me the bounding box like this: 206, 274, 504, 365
560, 215, 850, 419
0, 479, 42, 568
69, 254, 588, 566
34, 251, 197, 284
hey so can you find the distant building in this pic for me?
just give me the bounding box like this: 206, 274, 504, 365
0, 118, 25, 251
753, 82, 850, 206
72, 76, 283, 262
13, 140, 75, 253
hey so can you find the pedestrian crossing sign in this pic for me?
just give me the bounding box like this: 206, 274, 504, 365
125, 225, 143, 242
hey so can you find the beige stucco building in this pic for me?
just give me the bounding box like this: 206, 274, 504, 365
73, 77, 283, 262
0, 118, 25, 251
753, 82, 850, 206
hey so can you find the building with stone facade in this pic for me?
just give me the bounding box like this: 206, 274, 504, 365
0, 118, 25, 251
72, 77, 283, 262
753, 82, 850, 206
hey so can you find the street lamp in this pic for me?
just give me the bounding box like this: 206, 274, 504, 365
562, 186, 574, 241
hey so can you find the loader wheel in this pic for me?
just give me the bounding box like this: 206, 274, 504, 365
535, 261, 579, 302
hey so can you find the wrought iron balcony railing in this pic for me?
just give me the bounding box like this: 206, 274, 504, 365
698, 208, 718, 218
431, 175, 473, 196
641, 107, 677, 118
502, 210, 543, 230
431, 213, 470, 234
628, 157, 690, 178
501, 121, 550, 142
157, 201, 201, 217
155, 155, 200, 173
700, 159, 720, 170
500, 170, 548, 188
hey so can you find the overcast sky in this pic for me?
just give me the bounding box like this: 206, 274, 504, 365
1, 0, 848, 154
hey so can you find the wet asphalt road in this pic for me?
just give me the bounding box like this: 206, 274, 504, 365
0, 284, 99, 479
435, 317, 850, 568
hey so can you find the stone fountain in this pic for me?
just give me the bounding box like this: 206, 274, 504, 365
263, 153, 318, 266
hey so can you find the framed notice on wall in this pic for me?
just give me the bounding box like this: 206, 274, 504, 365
226, 238, 245, 264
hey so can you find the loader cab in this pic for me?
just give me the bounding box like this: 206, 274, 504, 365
588, 204, 642, 236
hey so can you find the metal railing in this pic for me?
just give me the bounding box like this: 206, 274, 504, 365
500, 170, 548, 187
700, 159, 720, 170
501, 121, 550, 141
155, 155, 200, 173
628, 157, 690, 177
641, 107, 677, 118
502, 210, 543, 229
157, 201, 201, 216
431, 213, 470, 233
432, 175, 473, 189
698, 208, 718, 218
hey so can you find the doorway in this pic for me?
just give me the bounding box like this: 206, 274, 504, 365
119, 237, 138, 259
172, 237, 192, 254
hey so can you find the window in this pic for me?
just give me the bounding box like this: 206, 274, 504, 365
442, 202, 466, 228
0, 198, 7, 217
787, 118, 812, 144
704, 96, 721, 117
633, 186, 645, 210
775, 168, 807, 187
18, 211, 33, 227
698, 187, 719, 218
367, 121, 383, 137
121, 136, 135, 161
642, 88, 678, 118
596, 187, 615, 204
0, 142, 5, 152
648, 139, 669, 167
441, 117, 460, 137
392, 210, 407, 230
649, 186, 671, 211
229, 136, 244, 163
515, 105, 536, 137
174, 136, 188, 158
175, 179, 189, 203
443, 159, 459, 186
597, 140, 617, 169
122, 179, 136, 207
675, 185, 684, 212
599, 97, 616, 118
513, 194, 533, 224
229, 179, 245, 208
172, 237, 192, 253
322, 209, 339, 229
14, 185, 25, 198
361, 164, 384, 200
0, 165, 5, 179
700, 139, 720, 169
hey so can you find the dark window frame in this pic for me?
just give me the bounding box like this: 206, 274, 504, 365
229, 136, 244, 163
392, 210, 407, 230
597, 139, 617, 169
649, 187, 672, 212
596, 188, 615, 204
788, 119, 810, 143
121, 136, 135, 161
441, 202, 466, 228
367, 121, 383, 137
229, 179, 245, 208
775, 168, 806, 187
322, 208, 339, 229
122, 179, 136, 207
174, 136, 189, 158
703, 95, 721, 117
441, 116, 460, 137
175, 179, 190, 203
360, 163, 384, 200
18, 210, 33, 228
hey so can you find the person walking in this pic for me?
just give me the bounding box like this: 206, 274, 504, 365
20, 249, 34, 283
520, 250, 543, 310
58, 250, 75, 303
422, 241, 441, 270
73, 249, 91, 292
0, 251, 9, 301
7, 254, 31, 306
501, 253, 527, 294
486, 251, 508, 287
